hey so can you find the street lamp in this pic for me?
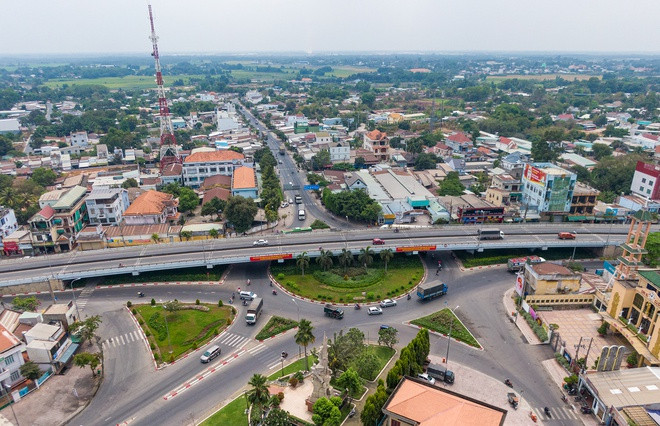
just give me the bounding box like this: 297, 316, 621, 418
291, 298, 300, 323
445, 303, 460, 365
280, 351, 288, 378
69, 278, 83, 321
3, 383, 19, 426
570, 230, 578, 261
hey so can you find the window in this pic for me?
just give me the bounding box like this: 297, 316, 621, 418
642, 178, 647, 183
4, 355, 14, 366
640, 186, 645, 191
391, 421, 401, 426
10, 371, 19, 382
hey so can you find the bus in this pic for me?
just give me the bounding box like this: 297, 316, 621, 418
507, 256, 545, 272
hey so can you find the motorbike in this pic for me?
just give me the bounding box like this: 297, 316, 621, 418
567, 387, 578, 395
242, 300, 248, 306
247, 279, 251, 286
561, 394, 568, 403
137, 292, 145, 298
504, 379, 513, 388
544, 407, 551, 418
507, 392, 519, 410
348, 409, 356, 418
269, 281, 273, 287
407, 293, 411, 300
393, 228, 399, 233
272, 289, 277, 295
580, 406, 592, 414
355, 303, 360, 310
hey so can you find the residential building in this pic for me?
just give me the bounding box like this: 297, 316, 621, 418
67, 131, 88, 147
438, 195, 504, 224
182, 150, 245, 189
570, 182, 599, 216
485, 187, 510, 207
2, 230, 32, 257
491, 173, 521, 201
24, 322, 76, 371
0, 119, 20, 135
123, 190, 179, 226
523, 262, 581, 295
315, 132, 332, 144
104, 224, 181, 247
445, 132, 473, 154
381, 376, 507, 426
0, 324, 25, 387
161, 163, 183, 186
521, 163, 576, 214
363, 130, 390, 162
0, 207, 18, 245
42, 301, 78, 329
329, 142, 350, 163
231, 166, 258, 199
85, 188, 130, 225
631, 161, 660, 200
500, 152, 527, 179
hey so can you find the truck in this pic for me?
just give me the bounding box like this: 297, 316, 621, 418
324, 304, 344, 319
295, 195, 302, 204
245, 297, 263, 325
416, 282, 448, 301
298, 209, 305, 221
426, 363, 455, 384
279, 144, 285, 155
478, 229, 504, 240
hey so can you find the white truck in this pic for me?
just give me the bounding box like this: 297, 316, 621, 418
246, 297, 263, 325
298, 209, 305, 221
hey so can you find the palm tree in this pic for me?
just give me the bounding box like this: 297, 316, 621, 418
151, 233, 160, 244
295, 319, 316, 371
358, 246, 374, 272
247, 373, 269, 410
296, 252, 310, 276
380, 249, 394, 273
209, 228, 219, 239
316, 249, 333, 271
338, 248, 353, 273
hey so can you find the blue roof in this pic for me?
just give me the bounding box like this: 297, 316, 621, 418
56, 343, 79, 364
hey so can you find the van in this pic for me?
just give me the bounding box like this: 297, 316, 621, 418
200, 345, 221, 363
240, 291, 257, 300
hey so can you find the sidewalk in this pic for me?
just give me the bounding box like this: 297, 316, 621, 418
502, 288, 544, 345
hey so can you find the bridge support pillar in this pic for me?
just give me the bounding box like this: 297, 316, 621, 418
132, 271, 140, 276
601, 245, 620, 259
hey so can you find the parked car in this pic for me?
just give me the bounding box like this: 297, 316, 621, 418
372, 238, 385, 245
368, 306, 383, 315
380, 299, 397, 308
380, 324, 391, 330
253, 239, 269, 246
416, 373, 436, 385
280, 202, 289, 208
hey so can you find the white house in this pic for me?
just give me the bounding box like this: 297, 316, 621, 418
182, 150, 245, 189
0, 324, 25, 387
0, 207, 18, 244
329, 142, 350, 163
85, 188, 130, 225
67, 132, 89, 148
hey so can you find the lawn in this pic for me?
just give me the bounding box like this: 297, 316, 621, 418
91, 265, 227, 285
42, 74, 203, 89
271, 254, 423, 303
255, 316, 298, 341
455, 247, 598, 268
364, 345, 396, 381
411, 308, 482, 349
201, 394, 248, 426
268, 355, 318, 381
134, 303, 234, 362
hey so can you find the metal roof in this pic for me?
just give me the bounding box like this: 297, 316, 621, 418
52, 186, 87, 210
584, 367, 660, 409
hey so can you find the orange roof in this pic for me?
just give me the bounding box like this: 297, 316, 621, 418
383, 378, 506, 426
203, 187, 231, 204
0, 323, 21, 353
183, 150, 244, 164
232, 166, 256, 190
366, 130, 387, 141
124, 190, 177, 216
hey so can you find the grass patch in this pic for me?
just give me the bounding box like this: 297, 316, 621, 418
271, 253, 423, 302
455, 247, 597, 268
255, 316, 298, 341
268, 355, 318, 381
90, 265, 227, 285
411, 308, 481, 349
330, 377, 367, 399
135, 303, 233, 361
310, 219, 330, 230
201, 394, 248, 426
362, 345, 396, 381
42, 74, 203, 89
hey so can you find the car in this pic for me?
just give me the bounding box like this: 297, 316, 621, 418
417, 373, 436, 385
558, 232, 577, 240
288, 198, 293, 204
280, 202, 289, 208
380, 299, 397, 308
239, 291, 257, 300
368, 307, 383, 315
253, 239, 269, 246
372, 238, 385, 245
200, 345, 221, 363
278, 160, 283, 164
379, 324, 391, 330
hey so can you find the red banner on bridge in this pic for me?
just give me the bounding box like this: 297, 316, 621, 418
396, 245, 436, 252
250, 253, 293, 262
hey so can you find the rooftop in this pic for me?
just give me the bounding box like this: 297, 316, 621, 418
124, 190, 177, 216
24, 322, 61, 340
52, 186, 87, 210
183, 150, 244, 164
232, 166, 257, 190
203, 187, 231, 204
531, 262, 576, 276
638, 270, 660, 290
584, 366, 660, 409
86, 187, 124, 201
162, 163, 183, 177
202, 174, 232, 190
365, 129, 387, 141
0, 323, 21, 353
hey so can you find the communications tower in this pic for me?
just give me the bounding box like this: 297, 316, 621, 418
148, 4, 181, 170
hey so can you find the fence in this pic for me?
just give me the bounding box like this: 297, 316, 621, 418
525, 293, 595, 308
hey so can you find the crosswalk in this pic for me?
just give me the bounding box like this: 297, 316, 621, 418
75, 286, 95, 312
101, 331, 143, 349
214, 332, 250, 350
247, 342, 286, 369
532, 406, 578, 421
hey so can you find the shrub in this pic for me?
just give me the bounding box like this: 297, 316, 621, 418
192, 342, 198, 350
150, 342, 155, 350
145, 330, 151, 337
155, 353, 161, 362
289, 377, 299, 388
627, 351, 639, 367
597, 322, 609, 336
277, 392, 284, 401
151, 298, 156, 306
564, 374, 578, 386
169, 354, 175, 363
218, 300, 223, 307
226, 318, 231, 325
214, 328, 219, 336
293, 371, 304, 383
195, 299, 200, 305
366, 292, 375, 300
555, 352, 570, 370
138, 318, 144, 325
127, 301, 132, 308
277, 273, 285, 280
520, 310, 548, 341
132, 308, 137, 315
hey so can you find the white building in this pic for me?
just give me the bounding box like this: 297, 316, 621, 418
0, 207, 18, 244
67, 132, 89, 147
85, 188, 130, 225
329, 142, 350, 163
521, 163, 576, 213
0, 119, 20, 135
182, 150, 245, 189
0, 324, 25, 387
631, 161, 660, 200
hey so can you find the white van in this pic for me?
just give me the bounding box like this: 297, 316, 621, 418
240, 291, 257, 301
200, 345, 221, 363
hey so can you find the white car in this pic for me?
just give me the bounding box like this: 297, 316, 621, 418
280, 202, 289, 208
417, 373, 436, 385
239, 291, 257, 300
380, 299, 397, 308
253, 239, 269, 246
367, 307, 383, 315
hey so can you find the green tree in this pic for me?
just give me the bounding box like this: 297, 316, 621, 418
361, 92, 376, 108
312, 397, 341, 426
19, 361, 43, 380
296, 252, 310, 276
70, 315, 102, 346
151, 233, 160, 244
263, 408, 289, 426
591, 154, 644, 195
11, 296, 40, 312
163, 300, 181, 313
121, 178, 138, 189
358, 246, 374, 272
247, 373, 269, 411
209, 228, 219, 239
312, 150, 331, 171
177, 187, 199, 213
338, 248, 353, 273
294, 319, 315, 371
180, 230, 193, 241
380, 249, 393, 273
352, 350, 380, 380
361, 382, 389, 425
414, 153, 438, 170
336, 368, 362, 396
592, 143, 613, 160
73, 352, 101, 376
316, 249, 333, 272
224, 196, 258, 233
378, 326, 398, 348
437, 172, 465, 196
645, 232, 660, 267
31, 167, 57, 187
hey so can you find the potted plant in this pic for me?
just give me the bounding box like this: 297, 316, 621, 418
626, 351, 639, 368
597, 322, 609, 337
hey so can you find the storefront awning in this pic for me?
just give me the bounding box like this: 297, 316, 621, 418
57, 343, 79, 364
568, 216, 586, 221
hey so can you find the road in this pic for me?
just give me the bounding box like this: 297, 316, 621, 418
0, 223, 639, 285
6, 254, 598, 425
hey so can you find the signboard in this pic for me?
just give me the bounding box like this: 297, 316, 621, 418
396, 245, 436, 253
524, 164, 546, 187
250, 253, 293, 262
515, 274, 524, 296
304, 185, 320, 190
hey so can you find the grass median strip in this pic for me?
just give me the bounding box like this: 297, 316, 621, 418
411, 308, 481, 349
455, 247, 597, 268
91, 265, 227, 285
255, 316, 298, 341
268, 355, 318, 381
201, 395, 248, 426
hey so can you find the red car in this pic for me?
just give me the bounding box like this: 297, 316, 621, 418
372, 238, 385, 245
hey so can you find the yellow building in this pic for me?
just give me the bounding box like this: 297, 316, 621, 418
604, 270, 660, 366
523, 262, 581, 295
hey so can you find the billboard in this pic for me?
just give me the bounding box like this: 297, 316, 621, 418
396, 245, 436, 252
250, 253, 293, 262
524, 164, 546, 187
515, 274, 524, 296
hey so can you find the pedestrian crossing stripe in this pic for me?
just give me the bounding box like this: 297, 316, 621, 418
533, 407, 577, 420
102, 331, 142, 348
217, 333, 249, 347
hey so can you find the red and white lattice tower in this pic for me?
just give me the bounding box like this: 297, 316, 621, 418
148, 4, 181, 170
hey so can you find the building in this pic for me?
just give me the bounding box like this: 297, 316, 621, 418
0, 207, 18, 247
438, 195, 504, 224
523, 262, 581, 296
381, 376, 507, 426
2, 230, 32, 257
67, 131, 88, 147
231, 166, 258, 199
329, 142, 350, 163
161, 163, 183, 186
631, 161, 659, 200
182, 150, 245, 189
445, 132, 473, 154
521, 163, 576, 214
123, 190, 179, 226
0, 119, 20, 135
24, 322, 76, 371
363, 130, 390, 162
570, 182, 599, 216
0, 323, 26, 387
489, 173, 521, 202
42, 302, 78, 329
85, 188, 128, 225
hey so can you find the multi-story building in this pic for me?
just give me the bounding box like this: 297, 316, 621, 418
523, 262, 581, 296
0, 207, 18, 244
631, 161, 660, 201
123, 190, 179, 226
0, 324, 26, 388
29, 186, 88, 253
521, 163, 576, 213
182, 150, 245, 189
231, 166, 258, 199
67, 131, 89, 147
363, 130, 390, 162
329, 142, 350, 163
444, 132, 473, 154
85, 188, 130, 225
570, 182, 599, 215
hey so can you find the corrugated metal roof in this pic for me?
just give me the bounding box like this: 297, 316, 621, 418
53, 186, 87, 209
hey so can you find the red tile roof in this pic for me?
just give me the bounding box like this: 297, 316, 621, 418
124, 190, 177, 216
162, 163, 183, 176
184, 150, 245, 164
202, 174, 232, 190
0, 323, 21, 352
365, 130, 387, 141
232, 166, 256, 190
203, 187, 231, 205
36, 205, 55, 220
447, 132, 472, 144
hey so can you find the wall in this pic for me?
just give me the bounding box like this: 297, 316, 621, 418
525, 294, 594, 307
0, 279, 63, 296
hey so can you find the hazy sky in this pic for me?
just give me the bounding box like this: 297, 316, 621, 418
2, 0, 659, 55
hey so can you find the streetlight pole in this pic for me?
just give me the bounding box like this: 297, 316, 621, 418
69, 278, 82, 321
445, 303, 459, 365
3, 383, 19, 426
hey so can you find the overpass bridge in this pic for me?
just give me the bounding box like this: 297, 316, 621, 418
0, 223, 644, 288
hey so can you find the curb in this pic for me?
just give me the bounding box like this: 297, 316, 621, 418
406, 322, 484, 351
257, 325, 298, 343
457, 257, 604, 272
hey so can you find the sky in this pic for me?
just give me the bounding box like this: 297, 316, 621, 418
1, 0, 659, 56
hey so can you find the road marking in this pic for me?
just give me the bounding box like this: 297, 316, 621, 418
533, 407, 576, 421
247, 343, 266, 355
268, 360, 281, 370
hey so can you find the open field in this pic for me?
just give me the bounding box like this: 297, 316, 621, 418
327, 66, 377, 78
486, 73, 601, 82
42, 74, 203, 89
